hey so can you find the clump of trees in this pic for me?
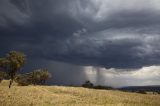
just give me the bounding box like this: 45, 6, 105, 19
82, 80, 94, 88
136, 90, 147, 94
0, 51, 52, 88
15, 69, 51, 86
0, 71, 9, 80
82, 80, 114, 90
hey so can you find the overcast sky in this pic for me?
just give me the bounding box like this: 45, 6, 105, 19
0, 0, 160, 87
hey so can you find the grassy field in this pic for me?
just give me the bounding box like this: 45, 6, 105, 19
0, 80, 160, 106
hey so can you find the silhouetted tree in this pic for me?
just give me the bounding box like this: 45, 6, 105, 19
0, 51, 26, 88
32, 69, 51, 85
82, 80, 94, 88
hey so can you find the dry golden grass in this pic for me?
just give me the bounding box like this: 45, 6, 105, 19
0, 80, 160, 106
0, 80, 18, 86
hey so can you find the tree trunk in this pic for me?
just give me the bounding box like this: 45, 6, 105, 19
9, 79, 13, 88
9, 72, 14, 88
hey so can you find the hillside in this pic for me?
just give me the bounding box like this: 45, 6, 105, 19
0, 81, 160, 106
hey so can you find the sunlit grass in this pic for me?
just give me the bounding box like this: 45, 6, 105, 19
0, 80, 160, 106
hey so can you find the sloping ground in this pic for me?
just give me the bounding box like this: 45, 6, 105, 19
0, 81, 160, 106
0, 80, 18, 86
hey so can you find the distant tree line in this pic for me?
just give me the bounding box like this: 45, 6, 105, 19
0, 51, 51, 88
82, 80, 113, 90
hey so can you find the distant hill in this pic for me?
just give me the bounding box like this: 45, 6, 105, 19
119, 85, 160, 92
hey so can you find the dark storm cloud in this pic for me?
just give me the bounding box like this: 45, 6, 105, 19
1, 0, 160, 69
